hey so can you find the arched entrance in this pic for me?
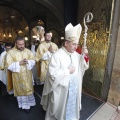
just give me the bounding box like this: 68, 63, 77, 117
0, 6, 28, 43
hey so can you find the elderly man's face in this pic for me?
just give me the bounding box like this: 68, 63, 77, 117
15, 40, 25, 51
65, 41, 78, 53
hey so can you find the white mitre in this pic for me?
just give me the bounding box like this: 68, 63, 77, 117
65, 23, 82, 42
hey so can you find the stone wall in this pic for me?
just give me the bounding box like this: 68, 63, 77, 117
107, 26, 120, 106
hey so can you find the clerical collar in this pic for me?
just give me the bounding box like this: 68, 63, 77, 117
14, 46, 25, 51
62, 46, 72, 56
45, 41, 51, 43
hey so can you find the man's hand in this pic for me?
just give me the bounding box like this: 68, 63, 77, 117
19, 59, 28, 65
48, 44, 54, 53
82, 46, 88, 54
68, 65, 75, 74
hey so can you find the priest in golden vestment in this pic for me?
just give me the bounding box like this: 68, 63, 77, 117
6, 36, 36, 113
36, 32, 58, 84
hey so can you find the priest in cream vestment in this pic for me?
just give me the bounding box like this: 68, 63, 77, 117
41, 23, 89, 120
6, 36, 36, 113
0, 42, 13, 94
36, 32, 58, 84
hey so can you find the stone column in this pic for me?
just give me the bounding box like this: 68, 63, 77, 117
102, 0, 120, 102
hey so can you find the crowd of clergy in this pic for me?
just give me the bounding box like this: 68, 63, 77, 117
0, 23, 89, 120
